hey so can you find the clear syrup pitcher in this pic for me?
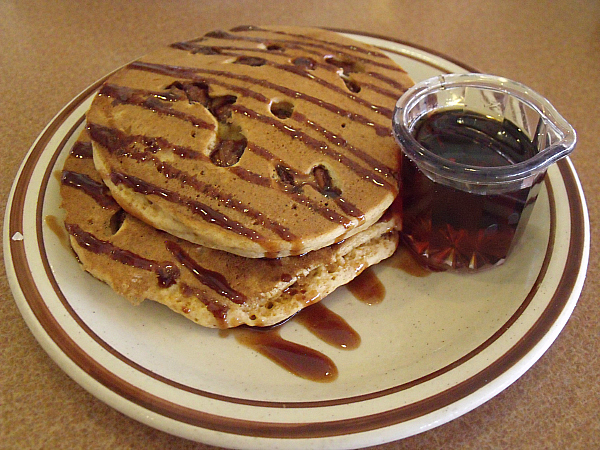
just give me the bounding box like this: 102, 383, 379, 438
392, 73, 577, 271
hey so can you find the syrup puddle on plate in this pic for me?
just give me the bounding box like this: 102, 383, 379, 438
228, 326, 339, 382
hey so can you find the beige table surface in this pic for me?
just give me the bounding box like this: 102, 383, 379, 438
1, 1, 598, 449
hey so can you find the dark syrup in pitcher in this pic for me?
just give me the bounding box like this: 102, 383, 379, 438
401, 109, 544, 271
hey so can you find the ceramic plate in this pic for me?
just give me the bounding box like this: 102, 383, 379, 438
4, 31, 590, 449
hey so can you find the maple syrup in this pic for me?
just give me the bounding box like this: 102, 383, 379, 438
401, 109, 543, 271
393, 73, 576, 271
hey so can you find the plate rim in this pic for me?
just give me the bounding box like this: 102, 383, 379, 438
3, 29, 590, 447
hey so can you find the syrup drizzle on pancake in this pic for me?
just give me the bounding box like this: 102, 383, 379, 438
129, 61, 393, 137
207, 26, 403, 71
243, 142, 364, 219
228, 165, 355, 226
61, 170, 120, 210
70, 141, 93, 159
180, 283, 229, 323
122, 61, 400, 186
108, 171, 270, 245
99, 84, 215, 130
95, 78, 397, 192
232, 104, 395, 191
172, 42, 403, 99
87, 122, 353, 231
88, 27, 409, 255
65, 223, 180, 287
166, 241, 247, 304
144, 155, 298, 241
290, 111, 398, 185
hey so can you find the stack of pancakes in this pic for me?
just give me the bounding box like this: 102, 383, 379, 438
60, 26, 414, 328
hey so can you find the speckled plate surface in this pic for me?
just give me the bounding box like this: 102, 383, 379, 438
3, 32, 590, 449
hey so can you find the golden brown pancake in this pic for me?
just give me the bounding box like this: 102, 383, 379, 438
60, 130, 399, 328
87, 25, 412, 258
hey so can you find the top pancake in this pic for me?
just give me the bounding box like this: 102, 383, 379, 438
87, 25, 413, 258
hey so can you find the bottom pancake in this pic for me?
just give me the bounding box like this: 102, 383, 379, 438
60, 131, 399, 328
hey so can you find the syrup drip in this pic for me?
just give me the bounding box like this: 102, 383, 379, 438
218, 250, 430, 383
234, 327, 338, 382
384, 245, 431, 277
58, 149, 425, 385
44, 215, 70, 250
294, 302, 361, 349
346, 267, 386, 305
181, 283, 228, 323
55, 203, 425, 385
166, 240, 247, 304
62, 30, 426, 381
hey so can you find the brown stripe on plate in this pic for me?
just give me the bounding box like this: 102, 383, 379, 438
6, 31, 588, 438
